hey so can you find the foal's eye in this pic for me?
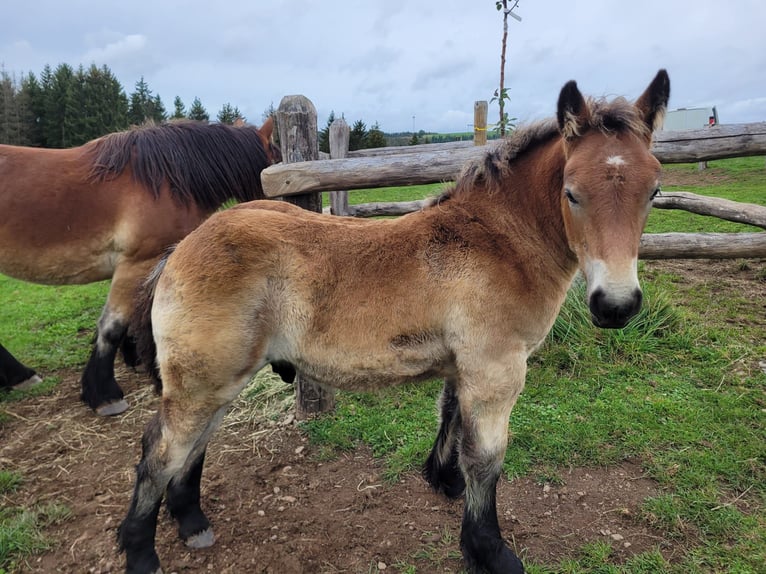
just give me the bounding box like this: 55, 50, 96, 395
650, 186, 661, 201
564, 189, 579, 205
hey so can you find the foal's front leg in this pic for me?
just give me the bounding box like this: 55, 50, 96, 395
457, 360, 526, 574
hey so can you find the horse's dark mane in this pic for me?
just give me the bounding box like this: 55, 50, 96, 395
82, 120, 274, 209
431, 96, 650, 205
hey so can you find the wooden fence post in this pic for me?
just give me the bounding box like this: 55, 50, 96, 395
474, 101, 488, 146
329, 118, 350, 215
275, 95, 335, 417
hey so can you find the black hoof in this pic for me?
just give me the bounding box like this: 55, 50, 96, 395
462, 533, 524, 574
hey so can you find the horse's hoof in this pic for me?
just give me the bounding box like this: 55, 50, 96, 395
95, 399, 129, 416
12, 374, 43, 390
185, 528, 215, 549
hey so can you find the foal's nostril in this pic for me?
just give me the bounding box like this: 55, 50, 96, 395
589, 288, 643, 329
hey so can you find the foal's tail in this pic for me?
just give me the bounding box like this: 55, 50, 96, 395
131, 248, 175, 393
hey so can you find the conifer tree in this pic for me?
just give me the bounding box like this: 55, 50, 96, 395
217, 102, 241, 124
187, 97, 209, 121
128, 77, 150, 124
151, 94, 166, 123
367, 122, 387, 148
45, 63, 79, 147
171, 96, 186, 119
0, 70, 18, 144
20, 72, 44, 146
349, 119, 367, 151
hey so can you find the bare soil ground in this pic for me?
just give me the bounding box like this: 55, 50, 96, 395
0, 371, 669, 574
1, 163, 764, 573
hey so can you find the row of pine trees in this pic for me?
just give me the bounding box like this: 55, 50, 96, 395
0, 63, 392, 152
0, 63, 248, 148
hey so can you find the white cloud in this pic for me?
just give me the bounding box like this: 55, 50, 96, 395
82, 34, 147, 64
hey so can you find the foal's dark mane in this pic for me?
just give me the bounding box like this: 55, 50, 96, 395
432, 96, 651, 205
82, 121, 275, 209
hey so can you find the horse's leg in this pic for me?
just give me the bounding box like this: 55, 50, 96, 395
119, 401, 229, 574
120, 334, 140, 369
166, 449, 213, 548
457, 358, 526, 574
0, 343, 42, 389
0, 343, 43, 390
423, 376, 465, 498
81, 261, 153, 415
80, 303, 129, 415
118, 413, 166, 574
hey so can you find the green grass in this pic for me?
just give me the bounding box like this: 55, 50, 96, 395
0, 279, 108, 371
648, 156, 766, 234
1, 157, 764, 571
0, 503, 72, 572
0, 471, 72, 571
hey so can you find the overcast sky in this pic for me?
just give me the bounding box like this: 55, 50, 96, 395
3, 1, 765, 133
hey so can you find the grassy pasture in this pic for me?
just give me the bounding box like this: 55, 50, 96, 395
0, 157, 764, 572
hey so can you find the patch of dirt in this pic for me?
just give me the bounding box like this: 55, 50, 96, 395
1, 257, 763, 574
643, 258, 766, 342
1, 372, 669, 574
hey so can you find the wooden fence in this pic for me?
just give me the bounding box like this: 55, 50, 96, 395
268, 97, 766, 261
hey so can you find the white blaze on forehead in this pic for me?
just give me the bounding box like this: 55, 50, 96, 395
606, 155, 626, 166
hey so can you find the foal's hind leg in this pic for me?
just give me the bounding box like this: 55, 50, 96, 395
119, 401, 229, 573
456, 357, 527, 574
423, 377, 465, 498
0, 343, 42, 390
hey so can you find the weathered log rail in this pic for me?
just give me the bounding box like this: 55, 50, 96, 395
261, 122, 766, 197
639, 232, 766, 259
341, 192, 766, 229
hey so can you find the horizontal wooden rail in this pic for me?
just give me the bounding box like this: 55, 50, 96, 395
653, 122, 766, 163
639, 232, 766, 259
339, 192, 766, 230
261, 123, 766, 198
653, 191, 766, 229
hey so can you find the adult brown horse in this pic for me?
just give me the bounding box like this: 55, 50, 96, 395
119, 71, 669, 573
0, 119, 280, 415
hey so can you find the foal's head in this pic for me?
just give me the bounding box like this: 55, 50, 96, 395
557, 70, 670, 328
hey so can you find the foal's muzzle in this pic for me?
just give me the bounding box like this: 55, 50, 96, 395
588, 287, 643, 329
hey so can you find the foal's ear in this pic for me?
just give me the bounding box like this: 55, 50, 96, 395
260, 116, 274, 140
635, 69, 671, 134
557, 80, 591, 140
